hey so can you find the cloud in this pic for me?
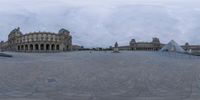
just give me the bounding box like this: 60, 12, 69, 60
0, 0, 200, 47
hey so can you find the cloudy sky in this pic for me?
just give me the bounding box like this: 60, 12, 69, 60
0, 0, 200, 47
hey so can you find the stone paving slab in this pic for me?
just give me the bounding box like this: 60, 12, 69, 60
0, 51, 199, 100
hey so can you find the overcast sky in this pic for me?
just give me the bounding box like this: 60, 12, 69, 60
0, 0, 200, 47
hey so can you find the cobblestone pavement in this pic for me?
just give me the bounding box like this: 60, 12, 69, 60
0, 51, 200, 100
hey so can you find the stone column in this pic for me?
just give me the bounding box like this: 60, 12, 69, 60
15, 45, 18, 52
21, 45, 23, 52
49, 44, 51, 52
38, 44, 41, 53
44, 44, 46, 52
33, 44, 35, 52
24, 45, 26, 52
27, 44, 29, 52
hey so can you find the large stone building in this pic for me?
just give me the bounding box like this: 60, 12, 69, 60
129, 37, 163, 51
0, 27, 72, 52
117, 37, 163, 51
118, 38, 200, 52
72, 45, 84, 51
182, 42, 200, 52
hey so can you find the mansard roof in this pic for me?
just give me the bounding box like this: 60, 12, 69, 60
58, 28, 70, 35
8, 27, 23, 38
9, 27, 22, 36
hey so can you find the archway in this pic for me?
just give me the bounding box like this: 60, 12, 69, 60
25, 45, 28, 51
66, 45, 69, 51
30, 44, 33, 50
40, 44, 44, 50
51, 44, 55, 50
18, 45, 20, 51
35, 44, 39, 50
21, 45, 24, 50
56, 45, 59, 50
46, 44, 50, 50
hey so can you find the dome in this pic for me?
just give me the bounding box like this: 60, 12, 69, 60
185, 42, 189, 46
130, 39, 136, 43
152, 37, 160, 43
130, 39, 136, 45
9, 27, 22, 38
58, 28, 70, 35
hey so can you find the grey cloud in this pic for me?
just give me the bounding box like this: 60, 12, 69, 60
0, 0, 200, 47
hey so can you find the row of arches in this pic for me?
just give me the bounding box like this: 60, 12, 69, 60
17, 44, 60, 51
130, 47, 160, 51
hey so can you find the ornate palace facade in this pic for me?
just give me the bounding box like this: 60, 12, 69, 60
118, 38, 200, 52
129, 37, 163, 51
0, 27, 72, 52
116, 37, 163, 51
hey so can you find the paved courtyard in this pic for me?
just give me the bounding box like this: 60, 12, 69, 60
0, 51, 200, 100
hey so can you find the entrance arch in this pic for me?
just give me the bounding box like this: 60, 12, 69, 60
35, 44, 39, 50
30, 44, 33, 51
40, 44, 44, 50
25, 45, 28, 51
51, 44, 55, 50
18, 45, 20, 51
21, 45, 24, 51
46, 44, 50, 50
56, 45, 59, 50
